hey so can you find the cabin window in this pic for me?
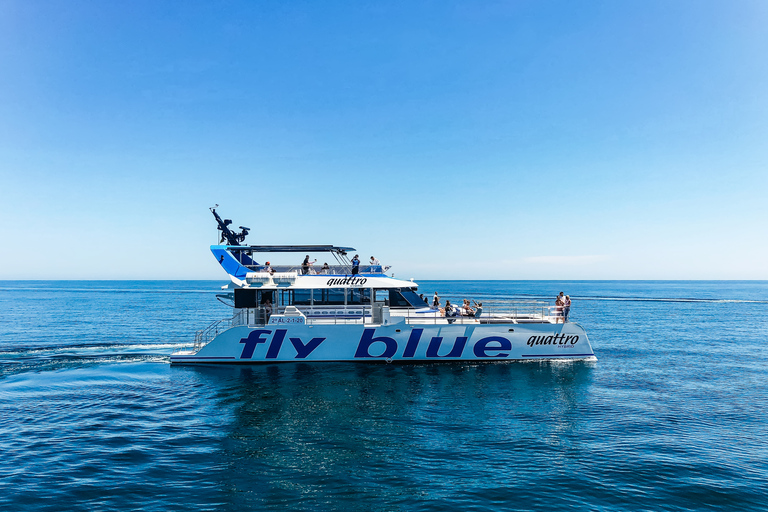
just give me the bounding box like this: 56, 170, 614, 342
389, 289, 427, 308
310, 288, 345, 306
234, 288, 258, 308
347, 288, 371, 305
388, 290, 411, 308
325, 288, 346, 305
292, 289, 312, 305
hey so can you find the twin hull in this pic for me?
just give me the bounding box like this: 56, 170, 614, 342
170, 321, 596, 364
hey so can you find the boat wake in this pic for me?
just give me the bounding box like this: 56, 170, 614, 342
0, 342, 185, 378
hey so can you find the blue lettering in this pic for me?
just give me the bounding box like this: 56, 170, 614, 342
239, 329, 271, 359
426, 336, 467, 358
266, 329, 287, 358
355, 328, 397, 358
473, 336, 512, 358
402, 329, 424, 358
289, 337, 326, 358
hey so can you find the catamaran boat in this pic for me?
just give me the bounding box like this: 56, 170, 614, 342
170, 208, 596, 364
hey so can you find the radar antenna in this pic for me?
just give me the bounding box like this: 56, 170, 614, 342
209, 206, 258, 267
210, 206, 250, 246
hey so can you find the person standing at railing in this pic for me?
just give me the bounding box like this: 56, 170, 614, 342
563, 295, 571, 323
555, 292, 565, 323
302, 255, 311, 275
433, 292, 440, 308
351, 255, 360, 275
370, 256, 381, 273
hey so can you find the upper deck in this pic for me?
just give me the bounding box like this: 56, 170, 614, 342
211, 244, 395, 282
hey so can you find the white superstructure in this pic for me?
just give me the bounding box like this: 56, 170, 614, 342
169, 208, 596, 364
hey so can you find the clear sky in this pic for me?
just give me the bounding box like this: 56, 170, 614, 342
1, 0, 767, 280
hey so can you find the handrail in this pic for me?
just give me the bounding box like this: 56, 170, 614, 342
185, 301, 573, 353
193, 317, 230, 351
243, 264, 388, 275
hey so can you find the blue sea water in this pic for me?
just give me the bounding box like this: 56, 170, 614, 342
1, 280, 767, 511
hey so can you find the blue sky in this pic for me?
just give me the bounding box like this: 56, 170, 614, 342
1, 0, 767, 280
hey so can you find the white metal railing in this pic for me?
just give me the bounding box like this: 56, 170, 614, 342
396, 301, 557, 325
193, 318, 231, 351
230, 305, 373, 327
243, 264, 388, 275
187, 302, 568, 352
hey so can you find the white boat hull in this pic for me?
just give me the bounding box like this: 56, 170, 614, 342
170, 320, 595, 364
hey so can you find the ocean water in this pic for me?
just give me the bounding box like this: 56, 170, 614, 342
1, 280, 767, 511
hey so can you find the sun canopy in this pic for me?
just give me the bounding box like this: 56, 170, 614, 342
225, 245, 356, 253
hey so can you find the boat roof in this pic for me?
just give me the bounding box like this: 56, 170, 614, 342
226, 245, 355, 253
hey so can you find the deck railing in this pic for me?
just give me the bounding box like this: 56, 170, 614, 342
193, 318, 230, 351
226, 302, 561, 327
186, 302, 567, 352
399, 302, 557, 325
243, 264, 388, 275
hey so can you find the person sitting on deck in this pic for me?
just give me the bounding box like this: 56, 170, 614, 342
444, 300, 458, 323
321, 263, 331, 274
472, 300, 483, 318
462, 300, 475, 317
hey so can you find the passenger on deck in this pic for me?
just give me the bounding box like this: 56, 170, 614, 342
351, 255, 360, 275
462, 300, 475, 317
263, 261, 274, 274
302, 255, 311, 275
555, 293, 565, 323
563, 295, 571, 323
263, 299, 273, 321
433, 292, 440, 308
321, 263, 331, 274
445, 300, 457, 323
370, 256, 381, 272
473, 301, 483, 318
308, 259, 318, 275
